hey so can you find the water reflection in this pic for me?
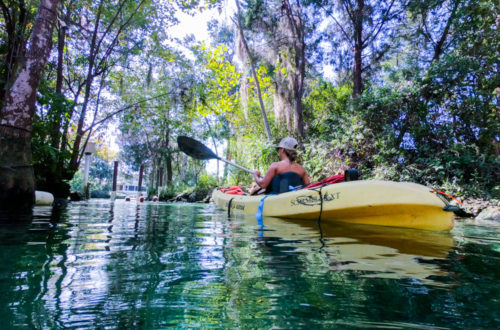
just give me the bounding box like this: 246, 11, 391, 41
0, 200, 498, 328
255, 216, 455, 284
0, 204, 72, 328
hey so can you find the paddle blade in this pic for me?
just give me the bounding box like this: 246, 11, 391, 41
177, 136, 218, 160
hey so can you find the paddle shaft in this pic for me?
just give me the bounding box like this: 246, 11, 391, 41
216, 157, 254, 174
177, 136, 255, 174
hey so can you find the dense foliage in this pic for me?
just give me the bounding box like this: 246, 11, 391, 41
1, 0, 498, 200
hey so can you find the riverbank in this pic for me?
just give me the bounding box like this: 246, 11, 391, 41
461, 198, 500, 221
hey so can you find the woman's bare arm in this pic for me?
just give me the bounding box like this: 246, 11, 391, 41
303, 171, 310, 185
255, 163, 277, 189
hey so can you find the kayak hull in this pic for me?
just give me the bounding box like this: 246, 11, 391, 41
212, 180, 454, 231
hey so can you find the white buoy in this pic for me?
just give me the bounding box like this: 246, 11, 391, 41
35, 191, 54, 206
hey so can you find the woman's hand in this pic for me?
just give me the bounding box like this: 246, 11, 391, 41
253, 171, 262, 186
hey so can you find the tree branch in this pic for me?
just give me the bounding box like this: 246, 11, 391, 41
432, 0, 460, 62
93, 0, 128, 58
362, 0, 397, 47
0, 1, 12, 30
82, 92, 172, 134
325, 7, 352, 42
95, 0, 146, 73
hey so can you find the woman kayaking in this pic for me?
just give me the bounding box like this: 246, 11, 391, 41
249, 137, 310, 195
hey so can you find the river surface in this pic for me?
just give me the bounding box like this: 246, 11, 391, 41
0, 199, 499, 328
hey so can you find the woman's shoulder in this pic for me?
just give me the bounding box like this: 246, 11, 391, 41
292, 162, 307, 171
266, 162, 280, 173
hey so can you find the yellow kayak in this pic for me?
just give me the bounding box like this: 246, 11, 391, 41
212, 180, 455, 231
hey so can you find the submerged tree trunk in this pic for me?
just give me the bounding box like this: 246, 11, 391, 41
0, 127, 34, 216
0, 0, 60, 215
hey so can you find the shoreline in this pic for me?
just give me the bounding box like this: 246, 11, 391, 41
460, 198, 500, 221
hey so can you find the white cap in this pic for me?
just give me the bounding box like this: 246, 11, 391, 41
276, 137, 298, 150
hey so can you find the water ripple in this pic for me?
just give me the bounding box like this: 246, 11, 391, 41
0, 200, 498, 328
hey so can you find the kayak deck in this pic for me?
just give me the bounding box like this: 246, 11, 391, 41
212, 180, 454, 231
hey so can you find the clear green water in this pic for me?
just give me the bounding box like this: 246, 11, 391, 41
1, 199, 499, 328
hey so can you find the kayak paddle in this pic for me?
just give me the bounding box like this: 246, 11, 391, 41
177, 136, 254, 174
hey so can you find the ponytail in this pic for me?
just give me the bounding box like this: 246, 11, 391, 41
284, 148, 297, 162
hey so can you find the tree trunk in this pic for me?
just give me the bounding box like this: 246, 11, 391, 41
165, 129, 173, 185
0, 126, 34, 216
0, 0, 60, 215
352, 0, 364, 98
286, 0, 306, 140
204, 116, 220, 178
50, 13, 68, 149
68, 27, 98, 173
0, 1, 29, 103
166, 153, 173, 185
294, 94, 305, 139
235, 0, 273, 141
67, 0, 144, 173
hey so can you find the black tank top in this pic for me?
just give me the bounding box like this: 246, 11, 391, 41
266, 171, 304, 194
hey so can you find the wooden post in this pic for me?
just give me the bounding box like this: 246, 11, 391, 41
82, 142, 95, 200
137, 164, 144, 202
83, 153, 91, 199
111, 161, 118, 201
